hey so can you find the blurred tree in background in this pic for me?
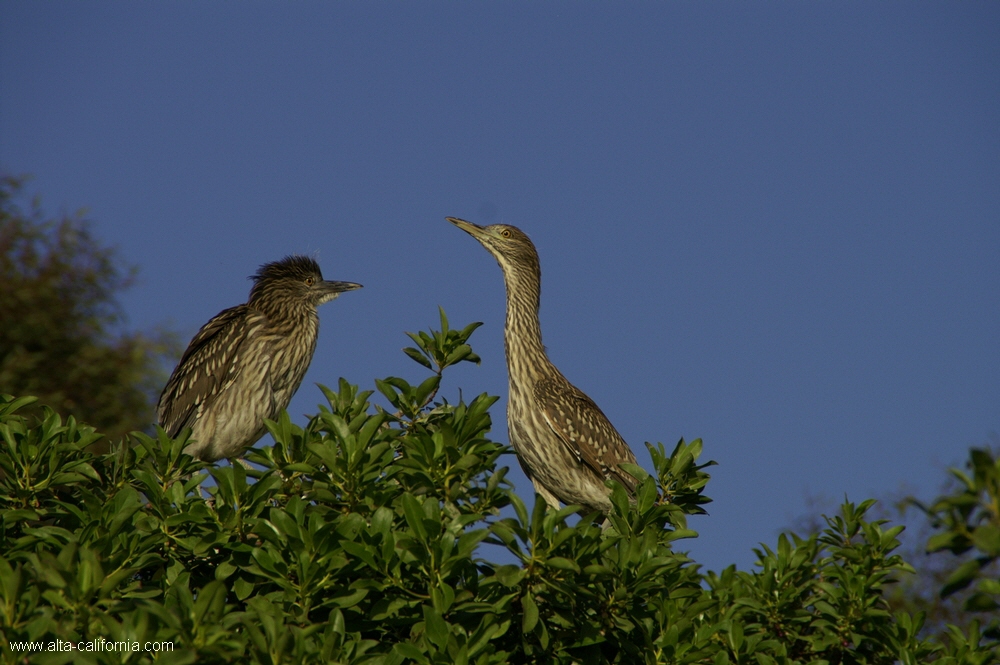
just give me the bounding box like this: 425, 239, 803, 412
786, 445, 1000, 648
898, 447, 1000, 639
788, 438, 1000, 642
0, 174, 177, 443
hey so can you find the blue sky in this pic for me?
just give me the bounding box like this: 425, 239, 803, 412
2, 2, 997, 573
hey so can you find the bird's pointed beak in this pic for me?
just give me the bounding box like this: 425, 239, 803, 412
316, 280, 362, 306
323, 281, 363, 294
447, 217, 486, 239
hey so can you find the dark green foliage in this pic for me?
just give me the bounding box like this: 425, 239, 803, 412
904, 448, 1000, 641
0, 175, 178, 443
0, 314, 995, 663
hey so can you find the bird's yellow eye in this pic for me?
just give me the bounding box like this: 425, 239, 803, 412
500, 229, 512, 238
305, 277, 315, 286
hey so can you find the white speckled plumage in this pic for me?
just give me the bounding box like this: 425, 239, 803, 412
157, 255, 361, 461
448, 218, 638, 514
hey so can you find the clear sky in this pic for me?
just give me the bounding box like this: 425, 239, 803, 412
2, 2, 997, 573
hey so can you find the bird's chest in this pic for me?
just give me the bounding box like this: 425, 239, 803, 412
264, 321, 319, 391
507, 389, 572, 469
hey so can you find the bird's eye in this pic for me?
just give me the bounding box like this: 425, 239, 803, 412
500, 229, 512, 238
305, 277, 315, 286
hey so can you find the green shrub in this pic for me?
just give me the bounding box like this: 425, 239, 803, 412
0, 311, 994, 663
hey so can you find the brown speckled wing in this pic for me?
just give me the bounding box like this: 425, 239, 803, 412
156, 304, 256, 437
534, 377, 639, 494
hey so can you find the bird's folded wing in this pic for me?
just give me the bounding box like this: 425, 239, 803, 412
156, 305, 257, 436
534, 377, 638, 494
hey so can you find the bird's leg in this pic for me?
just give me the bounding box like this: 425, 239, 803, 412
532, 480, 562, 511
235, 456, 273, 481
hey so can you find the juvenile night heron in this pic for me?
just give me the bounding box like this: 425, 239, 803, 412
157, 255, 361, 462
448, 217, 638, 514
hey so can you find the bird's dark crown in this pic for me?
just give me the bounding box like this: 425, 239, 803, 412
252, 255, 323, 285
248, 255, 326, 308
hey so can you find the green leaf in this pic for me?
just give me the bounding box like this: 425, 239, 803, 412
941, 559, 981, 597
403, 346, 434, 369
494, 565, 525, 587
459, 321, 484, 339
546, 557, 580, 573
926, 531, 958, 553
333, 587, 368, 609
234, 576, 254, 601
375, 378, 402, 408
402, 493, 429, 541
971, 524, 1000, 557
444, 344, 473, 367
438, 306, 450, 334
215, 561, 237, 580
423, 605, 450, 651
393, 642, 431, 664
522, 594, 539, 633
728, 620, 744, 653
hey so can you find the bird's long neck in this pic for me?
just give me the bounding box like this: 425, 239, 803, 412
253, 300, 320, 392
254, 299, 318, 335
501, 264, 555, 390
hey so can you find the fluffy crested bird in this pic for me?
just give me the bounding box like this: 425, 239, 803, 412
157, 255, 361, 461
448, 217, 639, 514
